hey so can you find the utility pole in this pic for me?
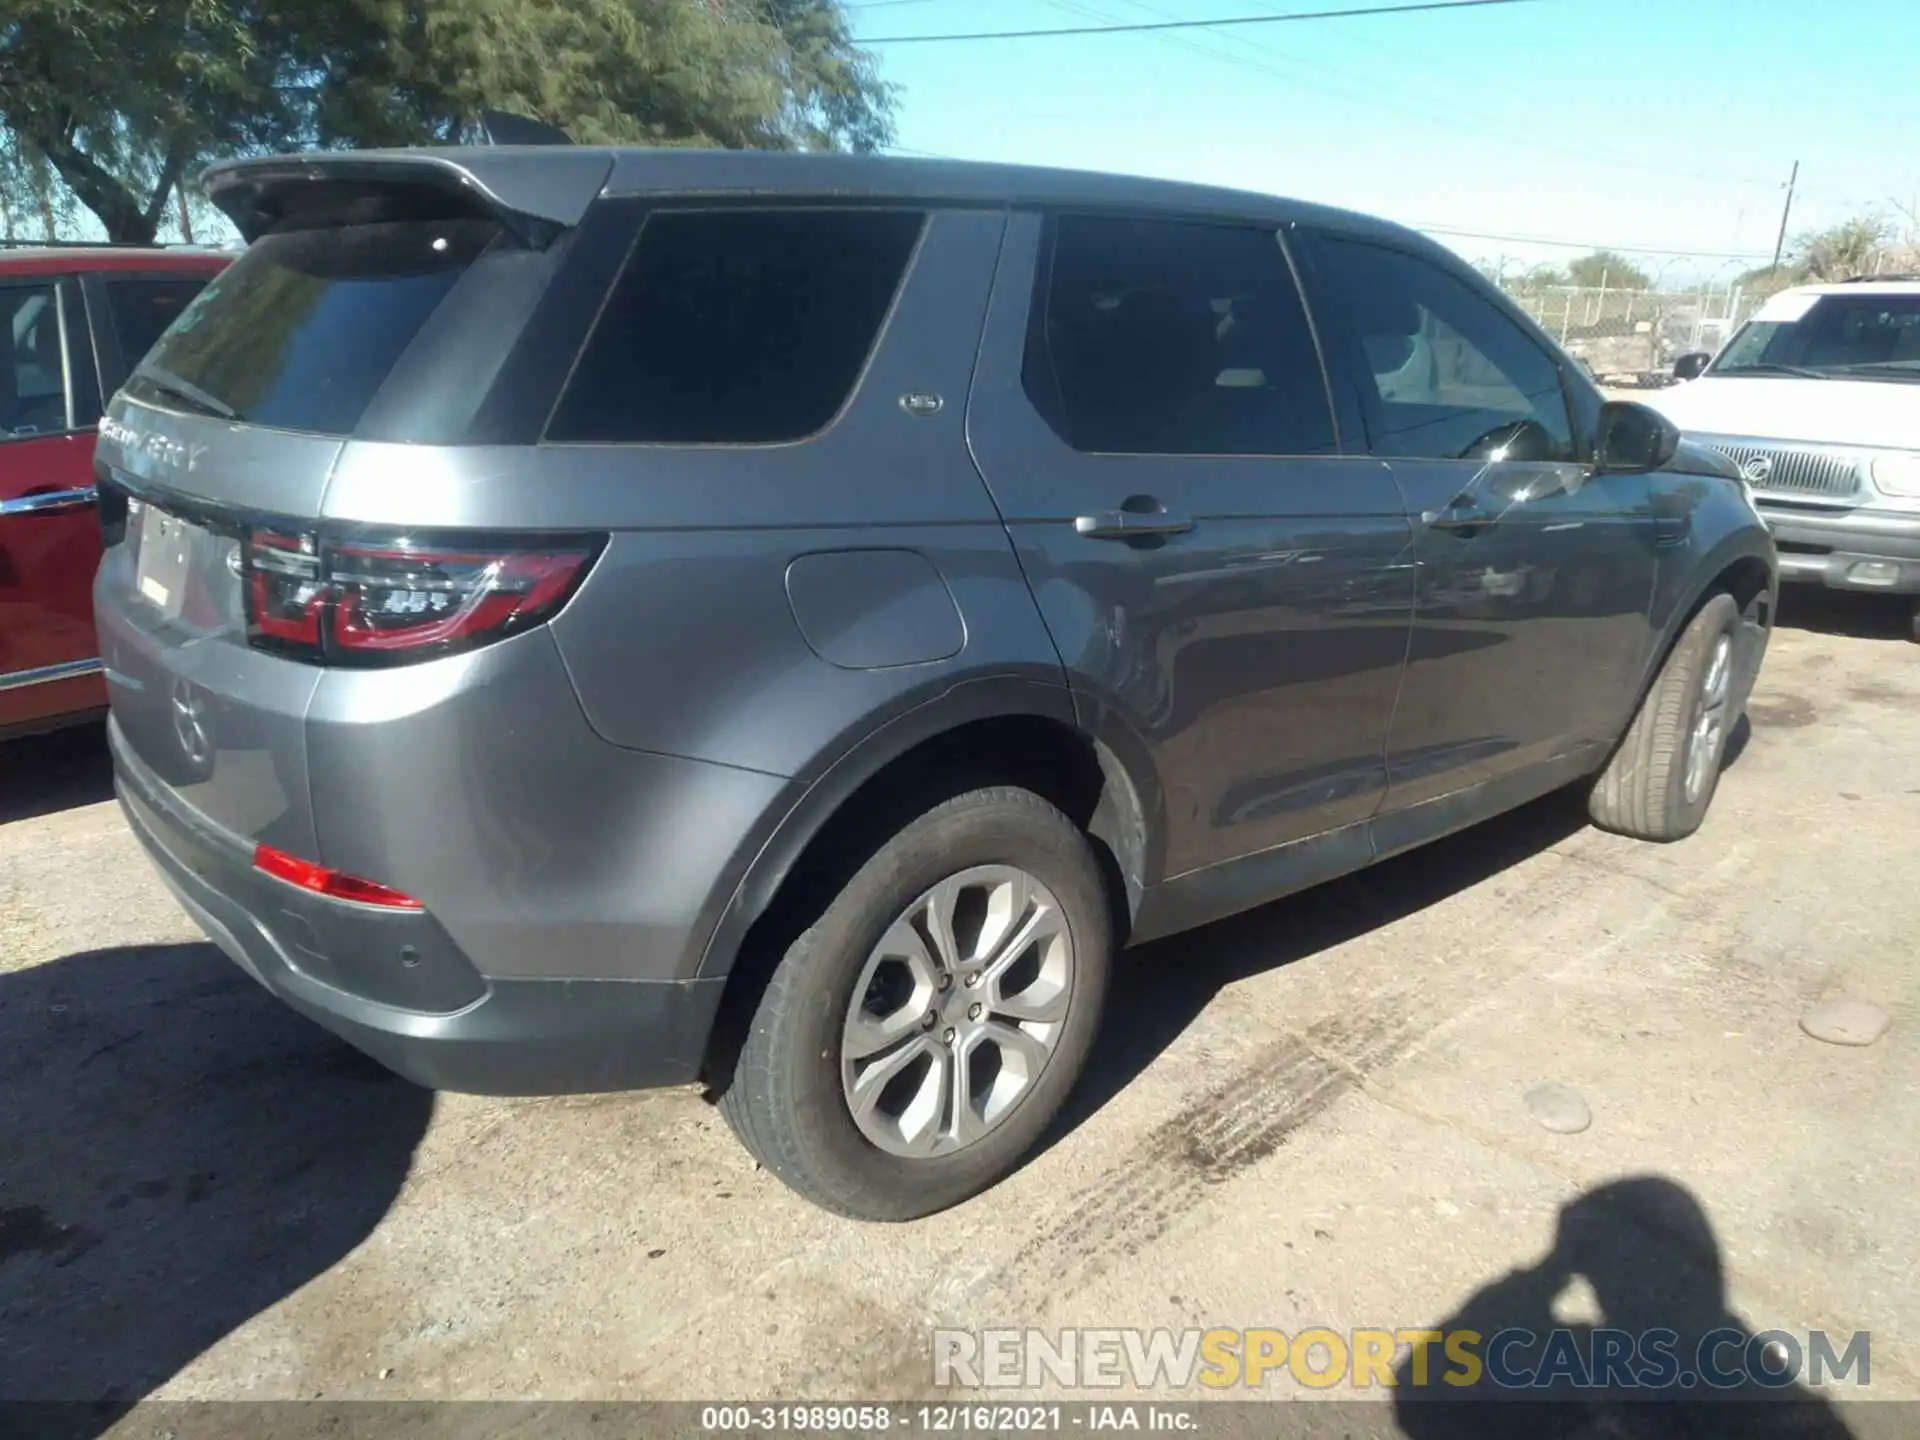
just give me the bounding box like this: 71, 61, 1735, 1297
1768, 160, 1800, 281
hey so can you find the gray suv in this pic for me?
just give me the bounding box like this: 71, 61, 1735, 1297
94, 147, 1776, 1219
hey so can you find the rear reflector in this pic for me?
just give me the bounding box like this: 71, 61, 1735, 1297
253, 843, 424, 909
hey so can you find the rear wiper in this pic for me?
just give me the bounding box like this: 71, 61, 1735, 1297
1713, 362, 1829, 379
131, 364, 241, 421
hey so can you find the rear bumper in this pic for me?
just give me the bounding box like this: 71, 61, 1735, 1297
113, 718, 724, 1095
1759, 504, 1920, 594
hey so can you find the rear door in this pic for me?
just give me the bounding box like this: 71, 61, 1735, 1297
1298, 231, 1661, 810
967, 212, 1413, 887
0, 275, 105, 728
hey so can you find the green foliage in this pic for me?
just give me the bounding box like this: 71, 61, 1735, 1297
1, 0, 893, 241
1733, 216, 1898, 295
1790, 215, 1893, 282
1563, 250, 1651, 290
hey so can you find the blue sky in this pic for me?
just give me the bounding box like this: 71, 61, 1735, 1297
855, 0, 1920, 279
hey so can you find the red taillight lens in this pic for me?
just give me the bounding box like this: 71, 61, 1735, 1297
329, 545, 593, 656
245, 530, 326, 648
253, 843, 423, 909
240, 530, 600, 666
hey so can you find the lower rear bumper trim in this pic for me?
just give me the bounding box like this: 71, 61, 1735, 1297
114, 724, 725, 1095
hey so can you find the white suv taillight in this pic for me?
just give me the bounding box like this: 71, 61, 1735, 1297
243, 529, 602, 665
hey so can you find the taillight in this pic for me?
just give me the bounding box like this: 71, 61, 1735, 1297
241, 530, 601, 666
246, 530, 326, 648
253, 843, 424, 909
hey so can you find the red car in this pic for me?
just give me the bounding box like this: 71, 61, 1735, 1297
1, 243, 229, 737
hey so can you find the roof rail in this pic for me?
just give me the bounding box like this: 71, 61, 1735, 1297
1839, 272, 1920, 283
479, 110, 574, 146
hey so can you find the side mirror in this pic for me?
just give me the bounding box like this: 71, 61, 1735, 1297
1595, 400, 1681, 475
1672, 351, 1712, 381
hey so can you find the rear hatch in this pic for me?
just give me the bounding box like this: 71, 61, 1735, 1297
94, 150, 609, 853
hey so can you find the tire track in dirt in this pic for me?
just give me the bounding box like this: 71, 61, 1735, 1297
976, 1003, 1433, 1316
956, 819, 1751, 1322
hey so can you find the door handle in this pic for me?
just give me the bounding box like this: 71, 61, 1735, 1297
0, 485, 98, 518
1074, 508, 1194, 540
1422, 504, 1495, 534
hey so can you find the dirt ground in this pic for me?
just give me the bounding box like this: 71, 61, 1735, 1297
2, 587, 1914, 1430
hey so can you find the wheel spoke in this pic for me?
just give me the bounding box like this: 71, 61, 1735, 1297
992, 974, 1070, 1024
979, 1018, 1051, 1078
1703, 637, 1732, 707
951, 1037, 989, 1148
980, 899, 1061, 991
847, 1032, 947, 1154
845, 999, 924, 1062
973, 870, 1033, 966
920, 876, 966, 974
844, 918, 941, 1060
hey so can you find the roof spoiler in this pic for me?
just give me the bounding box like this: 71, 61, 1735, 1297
202, 147, 612, 244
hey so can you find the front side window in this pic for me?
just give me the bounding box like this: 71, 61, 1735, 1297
1, 285, 68, 439
547, 208, 926, 445
1022, 215, 1337, 457
1713, 292, 1920, 382
1313, 237, 1577, 463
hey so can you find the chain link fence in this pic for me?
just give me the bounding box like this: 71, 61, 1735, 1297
1497, 279, 1760, 387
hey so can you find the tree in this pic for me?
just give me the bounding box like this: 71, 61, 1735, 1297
0, 0, 894, 243
1733, 215, 1900, 295
1790, 216, 1892, 282
1563, 250, 1651, 290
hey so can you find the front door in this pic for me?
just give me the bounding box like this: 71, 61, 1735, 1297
0, 279, 105, 729
967, 212, 1413, 895
1299, 232, 1661, 810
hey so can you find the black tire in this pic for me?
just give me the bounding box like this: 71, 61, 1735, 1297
1589, 592, 1743, 841
718, 786, 1112, 1221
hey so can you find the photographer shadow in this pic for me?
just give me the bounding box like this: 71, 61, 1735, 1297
1394, 1175, 1855, 1439
0, 942, 432, 1438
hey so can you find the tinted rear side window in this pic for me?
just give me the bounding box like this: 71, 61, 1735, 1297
106, 277, 209, 371
546, 209, 924, 445
136, 218, 506, 435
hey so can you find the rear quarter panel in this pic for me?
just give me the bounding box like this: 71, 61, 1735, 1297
320, 205, 1067, 785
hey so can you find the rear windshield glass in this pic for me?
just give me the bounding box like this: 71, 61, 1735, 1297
135, 217, 506, 434
546, 208, 925, 444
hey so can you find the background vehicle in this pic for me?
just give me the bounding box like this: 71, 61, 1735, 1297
1, 243, 229, 736
1659, 278, 1920, 640
94, 149, 1775, 1220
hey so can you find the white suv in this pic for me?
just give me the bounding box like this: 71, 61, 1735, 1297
1651, 278, 1920, 639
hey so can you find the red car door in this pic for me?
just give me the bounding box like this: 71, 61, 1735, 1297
0, 277, 106, 732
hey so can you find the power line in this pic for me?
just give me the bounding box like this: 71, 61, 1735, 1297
861, 0, 1539, 44
1030, 0, 1774, 194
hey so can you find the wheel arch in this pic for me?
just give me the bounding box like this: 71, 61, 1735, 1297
698, 678, 1154, 984
1639, 535, 1777, 711
694, 677, 1156, 1087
